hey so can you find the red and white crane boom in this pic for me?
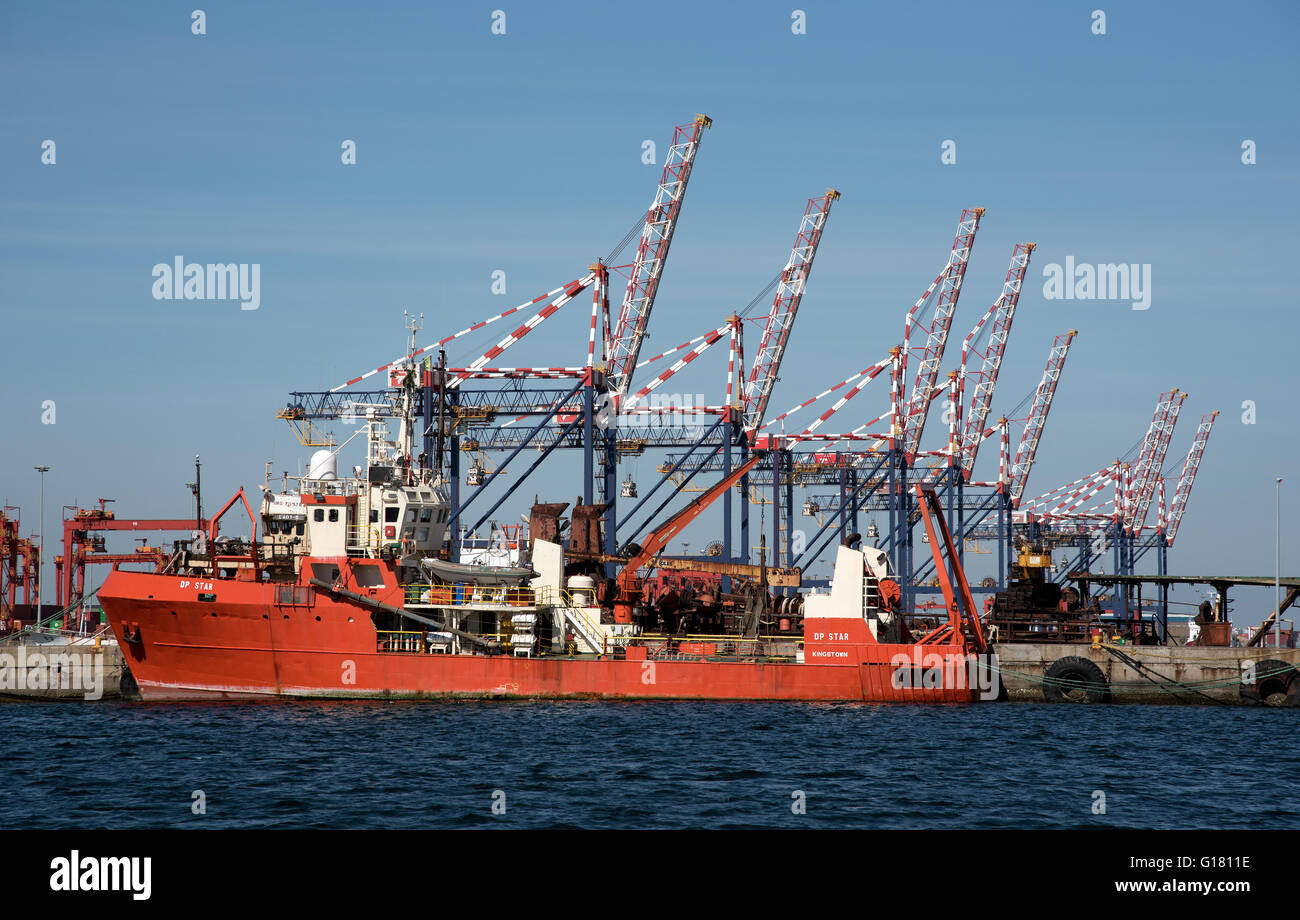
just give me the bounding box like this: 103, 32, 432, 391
606, 115, 712, 406
741, 190, 839, 434
1125, 389, 1186, 531
1165, 411, 1218, 544
900, 208, 984, 460
1008, 330, 1076, 508
958, 242, 1035, 479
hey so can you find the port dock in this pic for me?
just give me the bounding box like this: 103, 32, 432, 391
995, 642, 1300, 705
0, 630, 131, 701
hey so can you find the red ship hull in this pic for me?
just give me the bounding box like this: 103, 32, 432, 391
99, 568, 987, 704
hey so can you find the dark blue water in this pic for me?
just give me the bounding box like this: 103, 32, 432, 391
1, 702, 1295, 829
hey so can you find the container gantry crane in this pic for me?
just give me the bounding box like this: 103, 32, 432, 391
0, 508, 39, 629
1124, 388, 1186, 534
741, 189, 840, 435
900, 207, 984, 461
909, 325, 1077, 593
1165, 411, 1218, 546
1008, 330, 1077, 509
607, 114, 712, 409
55, 499, 203, 611
957, 242, 1035, 480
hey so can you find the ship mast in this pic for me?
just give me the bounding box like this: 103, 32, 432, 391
397, 311, 423, 484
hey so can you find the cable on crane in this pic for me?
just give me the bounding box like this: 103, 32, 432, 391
604, 212, 650, 265
737, 272, 782, 319
1004, 388, 1034, 422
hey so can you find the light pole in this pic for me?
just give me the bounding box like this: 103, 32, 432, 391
1276, 477, 1283, 649
34, 466, 49, 626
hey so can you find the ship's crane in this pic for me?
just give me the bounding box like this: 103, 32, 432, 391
957, 242, 1035, 479
606, 114, 712, 407
614, 450, 765, 623
913, 483, 989, 654
741, 190, 840, 434
1008, 330, 1077, 508
1124, 389, 1186, 533
1165, 411, 1218, 545
900, 208, 984, 460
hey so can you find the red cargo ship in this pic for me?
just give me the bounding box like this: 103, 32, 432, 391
99, 372, 996, 703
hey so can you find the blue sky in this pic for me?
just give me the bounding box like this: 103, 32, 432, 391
2, 1, 1297, 624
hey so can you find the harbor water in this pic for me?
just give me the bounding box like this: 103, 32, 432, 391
1, 701, 1296, 829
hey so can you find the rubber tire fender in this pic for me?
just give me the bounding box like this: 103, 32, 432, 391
1042, 655, 1111, 703
1239, 659, 1300, 707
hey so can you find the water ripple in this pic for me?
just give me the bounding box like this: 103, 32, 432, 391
0, 700, 1295, 829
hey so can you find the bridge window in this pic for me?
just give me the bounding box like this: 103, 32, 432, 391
328, 509, 339, 523
384, 507, 398, 523
314, 509, 324, 522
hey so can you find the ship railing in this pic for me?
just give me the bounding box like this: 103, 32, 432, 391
402, 583, 545, 609
2, 591, 113, 642
377, 629, 523, 654
2, 621, 116, 646
301, 478, 361, 497
640, 634, 802, 661
376, 630, 427, 654
547, 590, 609, 652
346, 525, 380, 553
161, 547, 185, 575
394, 583, 611, 651
261, 542, 300, 567
991, 615, 1099, 643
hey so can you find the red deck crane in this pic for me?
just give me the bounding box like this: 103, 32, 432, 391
914, 483, 989, 654
614, 450, 765, 624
